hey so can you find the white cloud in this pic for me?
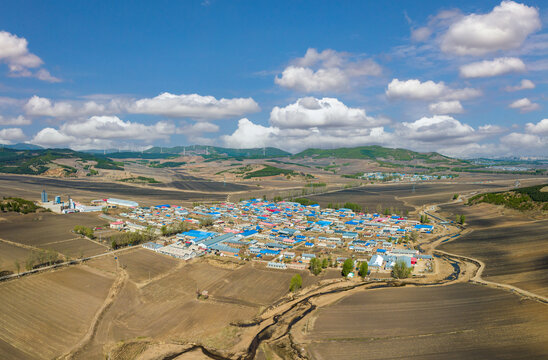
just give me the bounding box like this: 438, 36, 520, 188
179, 121, 220, 136
501, 132, 546, 149
0, 31, 60, 82
0, 127, 25, 144
505, 79, 535, 91
24, 95, 111, 117
397, 116, 479, 144
127, 92, 260, 119
222, 118, 279, 149
24, 93, 259, 120
459, 57, 525, 78
59, 116, 174, 140
0, 115, 30, 126
30, 116, 176, 149
270, 97, 387, 129
525, 119, 548, 135
275, 48, 381, 93
441, 1, 541, 55
411, 27, 432, 42
509, 97, 539, 112
428, 101, 464, 114
275, 66, 348, 93
386, 79, 481, 101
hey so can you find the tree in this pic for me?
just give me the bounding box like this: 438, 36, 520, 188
459, 215, 465, 225
358, 262, 368, 279
289, 274, 302, 292
391, 259, 412, 279
453, 194, 459, 200
342, 258, 354, 277
199, 217, 214, 227
14, 260, 20, 274
309, 258, 322, 275
321, 258, 329, 269
409, 231, 418, 242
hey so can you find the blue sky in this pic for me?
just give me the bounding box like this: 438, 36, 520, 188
0, 0, 547, 157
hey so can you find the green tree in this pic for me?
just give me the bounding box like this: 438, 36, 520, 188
391, 259, 412, 279
321, 258, 329, 269
309, 258, 322, 275
453, 194, 459, 200
289, 274, 302, 292
342, 258, 354, 277
358, 262, 368, 279
459, 215, 465, 224
199, 217, 214, 227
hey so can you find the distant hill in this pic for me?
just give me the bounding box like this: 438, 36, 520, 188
0, 148, 123, 175
4, 143, 44, 150
293, 145, 453, 162
144, 145, 291, 159
468, 184, 548, 212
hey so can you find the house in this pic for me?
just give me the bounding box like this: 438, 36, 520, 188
110, 221, 125, 230
301, 253, 316, 263
267, 262, 287, 270
368, 254, 384, 269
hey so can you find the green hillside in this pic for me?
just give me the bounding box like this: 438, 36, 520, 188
468, 184, 548, 211
0, 148, 123, 175
293, 145, 453, 162
144, 145, 291, 159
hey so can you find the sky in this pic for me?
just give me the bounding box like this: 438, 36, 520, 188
0, 0, 547, 157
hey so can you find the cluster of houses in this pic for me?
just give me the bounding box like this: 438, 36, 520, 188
106, 199, 436, 275
362, 172, 455, 182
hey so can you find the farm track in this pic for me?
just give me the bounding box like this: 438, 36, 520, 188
60, 259, 129, 359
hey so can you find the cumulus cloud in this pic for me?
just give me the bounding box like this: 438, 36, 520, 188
179, 121, 220, 136
428, 101, 464, 114
501, 132, 546, 150
24, 95, 113, 117
396, 115, 486, 144
441, 1, 541, 55
509, 97, 539, 112
459, 57, 525, 78
525, 119, 548, 135
221, 96, 504, 154
505, 79, 535, 91
222, 118, 280, 149
275, 48, 382, 92
30, 116, 176, 149
0, 31, 60, 82
270, 97, 388, 129
0, 127, 25, 144
0, 115, 31, 126
128, 93, 260, 119
386, 79, 481, 101
24, 93, 259, 120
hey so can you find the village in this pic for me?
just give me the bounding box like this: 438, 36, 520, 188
103, 198, 437, 278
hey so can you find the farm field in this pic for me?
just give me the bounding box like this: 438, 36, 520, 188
0, 174, 227, 205
0, 266, 115, 360
116, 247, 179, 283
43, 237, 108, 258
0, 212, 104, 247
52, 253, 329, 359
440, 219, 548, 298
0, 241, 33, 273
302, 283, 548, 360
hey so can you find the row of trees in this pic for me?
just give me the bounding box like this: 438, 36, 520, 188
74, 225, 95, 239
456, 214, 466, 224
419, 214, 430, 224
161, 221, 190, 236
111, 228, 156, 249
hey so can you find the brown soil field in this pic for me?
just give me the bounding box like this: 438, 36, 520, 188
0, 174, 227, 205
0, 212, 105, 247
302, 283, 548, 359
308, 187, 414, 213
0, 266, 115, 359
439, 202, 531, 228
0, 241, 33, 273
116, 247, 179, 283
440, 220, 548, 298
43, 237, 108, 258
